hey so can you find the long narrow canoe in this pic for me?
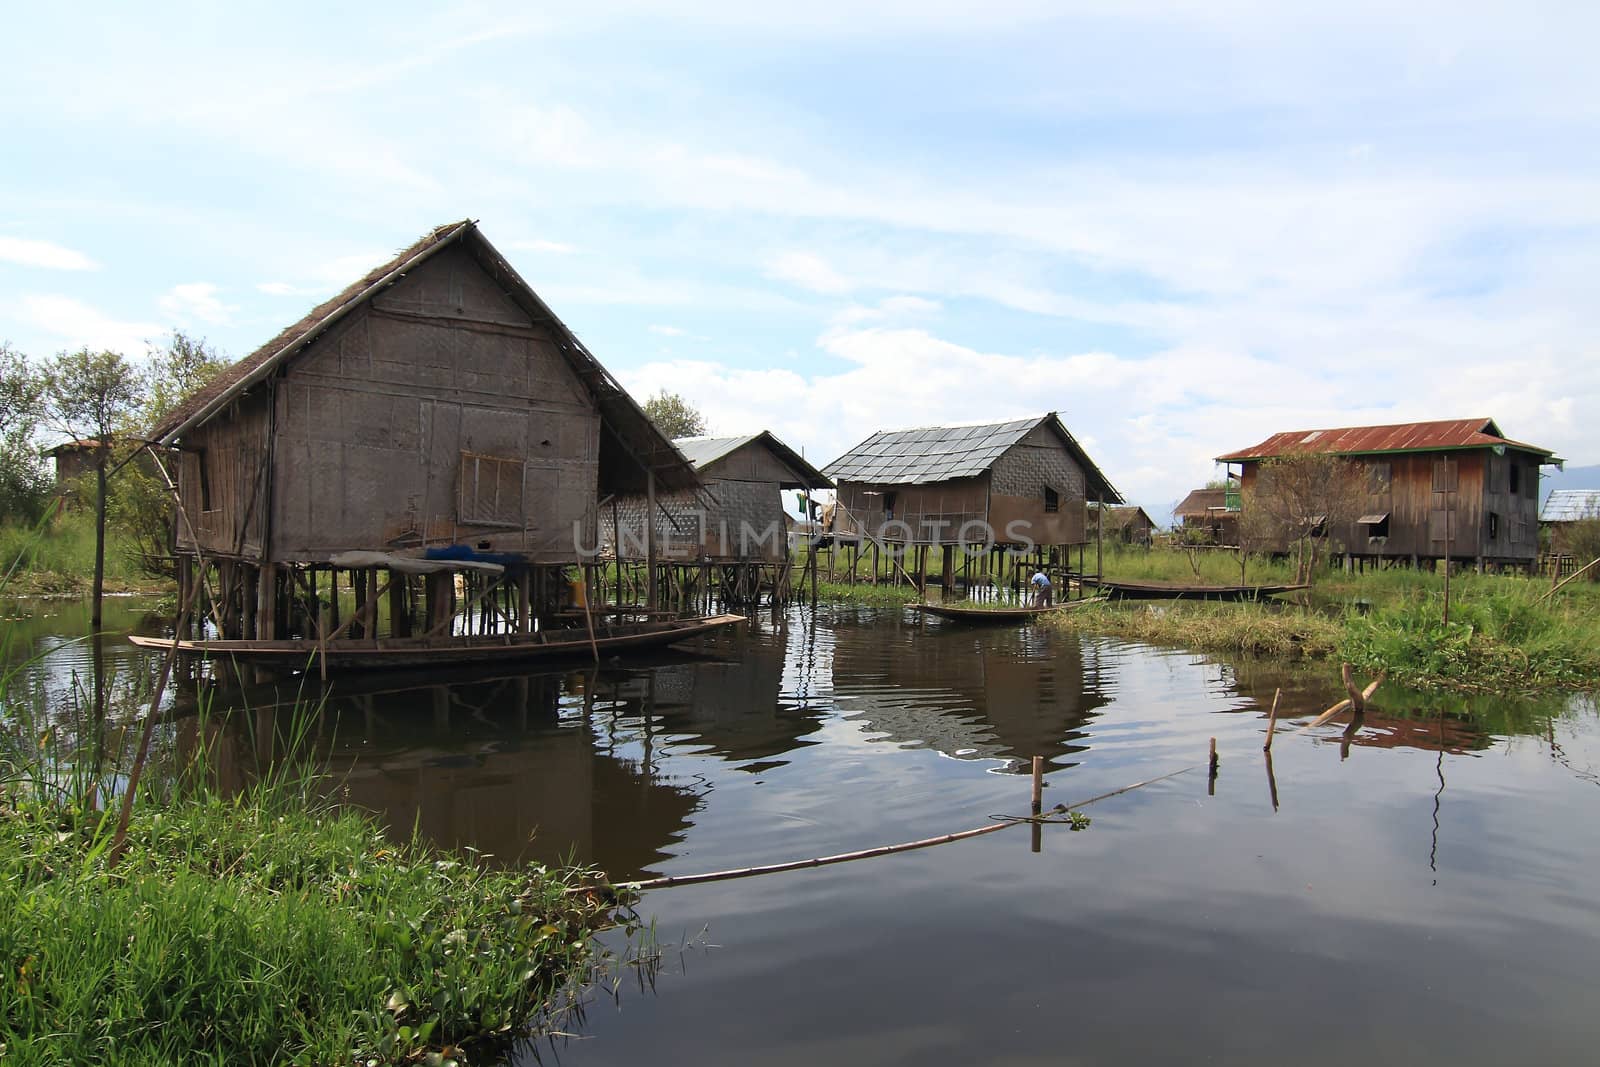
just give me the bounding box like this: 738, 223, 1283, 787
1083, 578, 1309, 601
128, 613, 746, 672
914, 597, 1107, 623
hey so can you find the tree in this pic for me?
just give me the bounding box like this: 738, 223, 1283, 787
44, 348, 141, 623
641, 389, 708, 439
0, 343, 50, 523
111, 333, 229, 578
1554, 504, 1600, 582
1243, 451, 1367, 585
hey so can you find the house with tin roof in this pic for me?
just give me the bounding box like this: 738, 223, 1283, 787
604, 431, 831, 563
1216, 417, 1560, 569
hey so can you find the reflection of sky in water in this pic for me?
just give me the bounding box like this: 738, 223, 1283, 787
14, 597, 1600, 1065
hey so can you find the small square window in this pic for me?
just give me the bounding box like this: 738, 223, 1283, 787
1043, 487, 1060, 513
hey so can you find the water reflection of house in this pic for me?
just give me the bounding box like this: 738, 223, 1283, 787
829, 622, 1113, 770
590, 629, 825, 771
174, 670, 699, 879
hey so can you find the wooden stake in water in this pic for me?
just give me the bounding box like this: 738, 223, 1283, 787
1263, 687, 1282, 752
1031, 755, 1044, 854
1208, 737, 1219, 795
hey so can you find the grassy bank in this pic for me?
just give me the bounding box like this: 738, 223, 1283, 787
0, 511, 164, 597
1, 657, 629, 1064
0, 797, 626, 1065
1044, 571, 1600, 695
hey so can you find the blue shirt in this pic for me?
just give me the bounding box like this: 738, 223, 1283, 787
1030, 571, 1050, 588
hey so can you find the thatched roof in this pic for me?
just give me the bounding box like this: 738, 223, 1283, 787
1090, 503, 1154, 531
151, 220, 698, 492
824, 413, 1121, 502
1173, 488, 1228, 518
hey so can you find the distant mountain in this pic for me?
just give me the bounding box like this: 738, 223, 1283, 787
1542, 463, 1600, 503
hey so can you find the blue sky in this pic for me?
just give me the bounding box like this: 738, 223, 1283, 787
4, 2, 1597, 516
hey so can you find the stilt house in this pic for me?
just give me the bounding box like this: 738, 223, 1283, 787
1172, 487, 1238, 545
604, 431, 831, 563
1216, 418, 1560, 570
824, 413, 1121, 588
1090, 503, 1155, 547
149, 219, 698, 640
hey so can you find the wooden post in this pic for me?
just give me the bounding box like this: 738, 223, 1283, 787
1031, 755, 1044, 854
257, 562, 277, 640
646, 469, 658, 612
242, 565, 258, 640
389, 570, 410, 637
352, 567, 370, 639
328, 568, 341, 633
1208, 737, 1219, 796
1443, 496, 1453, 625
1095, 495, 1104, 587
1263, 687, 1282, 751
941, 544, 955, 595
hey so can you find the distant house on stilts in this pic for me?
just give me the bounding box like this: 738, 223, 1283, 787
823, 413, 1122, 593
601, 430, 833, 605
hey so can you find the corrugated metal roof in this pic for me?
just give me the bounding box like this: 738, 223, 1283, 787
824, 413, 1121, 501
1216, 418, 1556, 462
672, 434, 758, 470
1541, 490, 1600, 522
672, 431, 833, 489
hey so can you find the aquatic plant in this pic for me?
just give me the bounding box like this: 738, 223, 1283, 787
0, 613, 629, 1064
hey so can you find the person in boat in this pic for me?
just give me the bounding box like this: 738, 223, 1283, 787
1030, 569, 1052, 607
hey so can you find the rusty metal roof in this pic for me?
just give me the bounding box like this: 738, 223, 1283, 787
1216, 418, 1556, 463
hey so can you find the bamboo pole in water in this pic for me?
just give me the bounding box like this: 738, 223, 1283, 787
1263, 687, 1282, 752
588, 767, 1197, 894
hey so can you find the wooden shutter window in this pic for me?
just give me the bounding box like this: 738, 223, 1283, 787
458, 452, 525, 527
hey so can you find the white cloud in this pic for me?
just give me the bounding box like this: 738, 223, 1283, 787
648, 324, 687, 336
618, 317, 1593, 517
0, 236, 99, 271
16, 294, 162, 354
765, 252, 854, 294
159, 282, 236, 325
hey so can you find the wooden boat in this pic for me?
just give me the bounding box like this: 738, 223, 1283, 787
128, 613, 747, 672
914, 597, 1106, 623
1083, 578, 1309, 601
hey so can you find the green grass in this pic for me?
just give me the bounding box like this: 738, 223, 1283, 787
815, 579, 924, 605
0, 609, 630, 1065
1044, 567, 1600, 695
0, 796, 624, 1066
0, 510, 154, 596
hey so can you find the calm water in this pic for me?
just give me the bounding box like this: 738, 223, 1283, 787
6, 596, 1600, 1065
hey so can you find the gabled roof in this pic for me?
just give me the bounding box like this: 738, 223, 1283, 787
1541, 489, 1600, 522
672, 431, 833, 489
1090, 503, 1155, 530
1217, 418, 1556, 463
823, 413, 1121, 502
1173, 488, 1229, 518
151, 219, 698, 491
